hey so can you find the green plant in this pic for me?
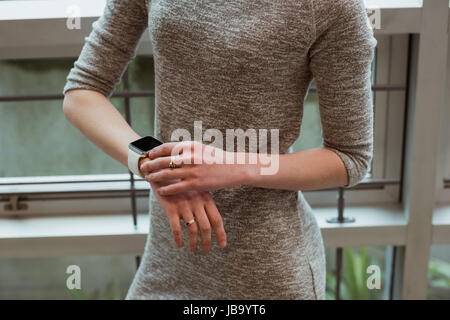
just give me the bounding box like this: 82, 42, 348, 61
427, 258, 450, 299
69, 279, 123, 300
325, 271, 337, 300
326, 247, 384, 300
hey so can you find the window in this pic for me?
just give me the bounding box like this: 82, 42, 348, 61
0, 57, 155, 178
0, 57, 156, 217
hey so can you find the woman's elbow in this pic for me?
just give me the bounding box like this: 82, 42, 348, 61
344, 151, 373, 188
62, 89, 99, 122
62, 89, 87, 118
62, 91, 77, 122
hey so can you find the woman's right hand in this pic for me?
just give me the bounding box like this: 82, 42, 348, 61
62, 91, 227, 252
149, 178, 227, 254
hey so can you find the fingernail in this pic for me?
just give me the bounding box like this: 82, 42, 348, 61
219, 241, 226, 248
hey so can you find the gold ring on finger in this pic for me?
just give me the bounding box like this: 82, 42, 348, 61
169, 159, 180, 169
185, 219, 195, 227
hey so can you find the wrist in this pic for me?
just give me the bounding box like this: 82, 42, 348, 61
237, 152, 282, 187
232, 152, 260, 186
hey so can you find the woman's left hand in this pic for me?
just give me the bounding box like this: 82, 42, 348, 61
140, 141, 253, 196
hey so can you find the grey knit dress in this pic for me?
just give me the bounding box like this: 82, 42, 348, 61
63, 0, 376, 299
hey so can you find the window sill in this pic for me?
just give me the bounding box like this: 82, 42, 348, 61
3, 203, 449, 258
1, 203, 411, 258
0, 213, 149, 258
433, 204, 450, 244
314, 203, 407, 247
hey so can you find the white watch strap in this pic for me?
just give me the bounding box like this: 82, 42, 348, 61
128, 148, 145, 178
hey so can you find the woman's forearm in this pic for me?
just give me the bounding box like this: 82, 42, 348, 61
244, 148, 349, 191
62, 89, 141, 167
141, 142, 351, 195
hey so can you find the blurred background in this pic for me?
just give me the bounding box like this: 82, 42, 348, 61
0, 0, 449, 299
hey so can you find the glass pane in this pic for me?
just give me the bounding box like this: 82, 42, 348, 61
130, 98, 156, 139
0, 255, 136, 299
326, 246, 387, 300
427, 245, 450, 300
127, 55, 155, 92
291, 91, 323, 152
0, 57, 155, 177
291, 53, 377, 178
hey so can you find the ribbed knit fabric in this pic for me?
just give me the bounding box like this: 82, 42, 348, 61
64, 0, 376, 299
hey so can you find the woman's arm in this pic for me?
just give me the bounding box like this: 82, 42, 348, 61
63, 89, 140, 167
250, 0, 377, 191
62, 0, 227, 253
63, 0, 149, 166
63, 89, 346, 191
140, 145, 349, 194
245, 148, 349, 191
63, 90, 226, 253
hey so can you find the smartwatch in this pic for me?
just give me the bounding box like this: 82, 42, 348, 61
128, 136, 163, 178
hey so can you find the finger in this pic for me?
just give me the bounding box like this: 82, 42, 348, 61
203, 195, 227, 248
141, 155, 185, 174
158, 180, 198, 196
167, 214, 184, 248
148, 141, 192, 160
141, 152, 197, 176
140, 157, 169, 175
192, 201, 212, 254
147, 168, 194, 183
180, 205, 198, 253
147, 142, 177, 159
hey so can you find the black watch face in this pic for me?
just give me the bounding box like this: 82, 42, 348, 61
130, 136, 163, 154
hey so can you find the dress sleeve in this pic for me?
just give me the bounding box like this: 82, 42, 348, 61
63, 0, 150, 98
308, 0, 377, 188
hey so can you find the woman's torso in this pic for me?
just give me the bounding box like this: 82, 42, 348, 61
126, 0, 326, 299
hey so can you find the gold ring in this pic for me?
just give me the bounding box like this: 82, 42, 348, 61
185, 219, 195, 227
169, 159, 180, 169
